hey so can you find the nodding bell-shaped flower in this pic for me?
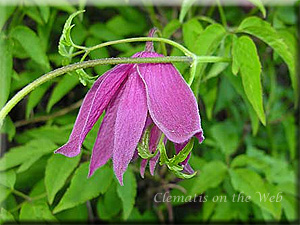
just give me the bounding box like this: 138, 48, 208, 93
55, 29, 204, 185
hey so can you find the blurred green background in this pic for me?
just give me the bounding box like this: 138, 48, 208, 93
0, 1, 298, 223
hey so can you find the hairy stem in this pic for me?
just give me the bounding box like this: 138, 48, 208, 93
0, 55, 229, 127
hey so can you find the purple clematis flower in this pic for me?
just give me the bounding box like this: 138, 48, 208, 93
55, 31, 204, 185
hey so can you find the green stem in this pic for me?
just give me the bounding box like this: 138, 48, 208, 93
11, 189, 32, 201
77, 37, 195, 60
216, 0, 227, 27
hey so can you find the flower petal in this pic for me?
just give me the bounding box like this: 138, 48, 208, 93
55, 64, 131, 157
113, 69, 148, 185
149, 153, 160, 176
88, 86, 124, 177
137, 52, 203, 143
140, 159, 148, 178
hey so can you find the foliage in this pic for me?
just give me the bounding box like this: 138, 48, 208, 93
0, 1, 298, 224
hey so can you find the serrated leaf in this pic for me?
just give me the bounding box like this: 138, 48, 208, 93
0, 170, 16, 189
0, 139, 57, 171
238, 17, 297, 101
0, 35, 12, 109
179, 0, 197, 22
53, 162, 113, 214
45, 154, 81, 205
117, 168, 137, 220
46, 74, 79, 112
10, 26, 50, 70
234, 36, 265, 125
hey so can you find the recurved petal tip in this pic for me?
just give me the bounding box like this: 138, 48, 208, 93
54, 140, 80, 157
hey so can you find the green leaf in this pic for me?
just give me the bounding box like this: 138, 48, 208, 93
85, 37, 110, 74
117, 168, 137, 220
45, 154, 81, 205
238, 17, 297, 101
231, 34, 239, 75
46, 74, 79, 112
230, 168, 281, 219
0, 139, 57, 171
19, 180, 57, 222
0, 117, 16, 142
282, 115, 296, 159
200, 78, 218, 120
189, 160, 227, 195
210, 121, 239, 156
0, 186, 11, 203
0, 34, 12, 109
55, 204, 88, 222
0, 170, 16, 189
16, 125, 71, 145
191, 23, 226, 95
53, 162, 113, 214
246, 0, 266, 18
179, 0, 197, 22
58, 10, 85, 57
0, 208, 15, 223
26, 82, 52, 118
170, 139, 194, 166
234, 36, 265, 125
0, 6, 16, 30
96, 181, 122, 220
230, 154, 269, 171
89, 23, 132, 52
106, 15, 145, 36
182, 18, 203, 51
282, 194, 297, 221
163, 19, 181, 38
10, 26, 50, 70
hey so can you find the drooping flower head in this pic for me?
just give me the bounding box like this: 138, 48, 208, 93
55, 29, 204, 185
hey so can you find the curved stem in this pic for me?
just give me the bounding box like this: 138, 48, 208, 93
0, 56, 188, 127
85, 37, 195, 58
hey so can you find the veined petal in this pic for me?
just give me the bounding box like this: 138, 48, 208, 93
55, 64, 131, 157
88, 86, 124, 177
113, 69, 148, 185
137, 52, 203, 143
